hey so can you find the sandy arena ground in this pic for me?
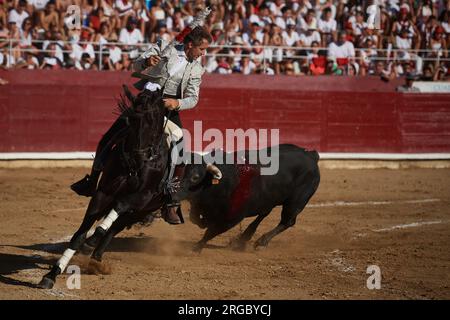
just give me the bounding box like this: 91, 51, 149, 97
0, 167, 449, 300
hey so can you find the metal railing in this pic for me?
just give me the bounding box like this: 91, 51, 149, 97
1, 39, 448, 72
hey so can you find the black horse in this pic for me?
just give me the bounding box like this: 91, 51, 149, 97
38, 87, 171, 289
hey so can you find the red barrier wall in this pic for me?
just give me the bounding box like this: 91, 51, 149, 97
0, 70, 449, 153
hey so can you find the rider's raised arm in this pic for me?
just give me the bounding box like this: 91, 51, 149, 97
177, 63, 205, 111
133, 38, 168, 72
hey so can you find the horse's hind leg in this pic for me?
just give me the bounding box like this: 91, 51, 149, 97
37, 191, 113, 289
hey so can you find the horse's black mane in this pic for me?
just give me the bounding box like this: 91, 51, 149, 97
115, 85, 162, 117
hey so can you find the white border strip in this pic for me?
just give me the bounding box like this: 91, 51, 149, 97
1, 152, 450, 160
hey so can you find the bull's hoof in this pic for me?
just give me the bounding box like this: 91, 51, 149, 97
37, 276, 55, 289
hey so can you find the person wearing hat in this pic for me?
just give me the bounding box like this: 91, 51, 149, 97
397, 72, 420, 92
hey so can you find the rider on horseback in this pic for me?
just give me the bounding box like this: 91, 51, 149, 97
71, 26, 212, 225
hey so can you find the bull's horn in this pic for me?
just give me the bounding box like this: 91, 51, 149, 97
206, 163, 222, 180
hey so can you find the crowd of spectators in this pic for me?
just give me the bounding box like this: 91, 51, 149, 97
0, 0, 448, 80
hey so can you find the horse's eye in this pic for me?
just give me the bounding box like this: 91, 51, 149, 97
191, 173, 201, 183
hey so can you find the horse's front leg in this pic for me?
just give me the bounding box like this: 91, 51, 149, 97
90, 216, 129, 262
37, 191, 113, 289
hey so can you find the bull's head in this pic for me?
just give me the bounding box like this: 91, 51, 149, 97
173, 153, 223, 202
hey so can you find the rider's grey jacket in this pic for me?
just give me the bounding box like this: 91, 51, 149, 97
133, 39, 205, 111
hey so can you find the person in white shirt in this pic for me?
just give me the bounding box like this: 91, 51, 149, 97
70, 30, 95, 66
275, 6, 294, 30
327, 31, 355, 61
269, 0, 286, 17
8, 0, 29, 31
107, 42, 123, 66
243, 22, 264, 45
282, 22, 300, 57
297, 9, 317, 33
28, 0, 50, 11
119, 18, 143, 59
299, 27, 321, 47
318, 7, 337, 46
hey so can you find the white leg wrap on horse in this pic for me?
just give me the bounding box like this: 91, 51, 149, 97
57, 248, 76, 273
98, 208, 119, 232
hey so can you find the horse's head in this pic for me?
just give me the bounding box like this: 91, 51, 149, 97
118, 86, 167, 169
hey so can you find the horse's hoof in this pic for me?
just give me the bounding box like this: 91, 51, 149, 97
37, 276, 55, 289
80, 243, 94, 255
192, 243, 204, 254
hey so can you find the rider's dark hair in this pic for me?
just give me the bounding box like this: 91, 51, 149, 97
184, 26, 212, 47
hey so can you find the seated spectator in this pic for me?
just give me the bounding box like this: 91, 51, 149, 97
328, 31, 355, 65
299, 26, 321, 47
118, 17, 143, 59
297, 9, 317, 33
348, 62, 359, 76
282, 22, 300, 58
318, 7, 337, 47
28, 0, 50, 12
115, 0, 134, 29
116, 51, 132, 70
243, 22, 264, 45
8, 0, 29, 31
40, 42, 63, 69
100, 49, 115, 70
70, 29, 95, 68
106, 40, 123, 68
235, 50, 256, 75
396, 72, 420, 92
39, 1, 58, 32
16, 51, 39, 69
428, 26, 447, 58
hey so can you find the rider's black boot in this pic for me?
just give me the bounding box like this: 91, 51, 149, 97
70, 170, 100, 197
163, 164, 185, 225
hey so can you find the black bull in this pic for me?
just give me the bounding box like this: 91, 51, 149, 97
175, 144, 321, 252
